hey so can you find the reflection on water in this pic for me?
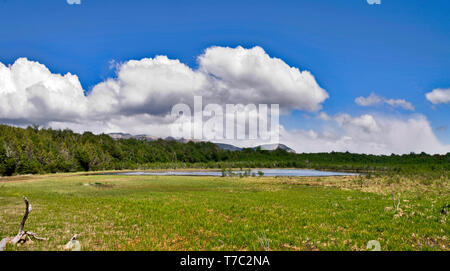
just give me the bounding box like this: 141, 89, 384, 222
108, 169, 357, 177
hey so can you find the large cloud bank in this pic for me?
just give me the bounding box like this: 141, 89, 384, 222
1, 46, 327, 121
215, 112, 449, 155
284, 113, 449, 155
0, 46, 448, 154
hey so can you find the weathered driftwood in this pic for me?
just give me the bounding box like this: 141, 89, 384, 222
0, 238, 13, 251
0, 197, 47, 251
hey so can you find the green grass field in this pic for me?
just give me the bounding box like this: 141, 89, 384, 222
0, 173, 448, 251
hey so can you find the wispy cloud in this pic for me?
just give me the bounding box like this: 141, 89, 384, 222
355, 93, 415, 111
367, 0, 381, 5
67, 0, 81, 5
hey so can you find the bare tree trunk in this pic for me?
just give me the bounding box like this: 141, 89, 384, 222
19, 197, 31, 233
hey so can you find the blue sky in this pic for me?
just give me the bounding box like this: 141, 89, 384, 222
0, 0, 449, 152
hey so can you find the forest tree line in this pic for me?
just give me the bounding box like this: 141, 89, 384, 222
0, 124, 448, 177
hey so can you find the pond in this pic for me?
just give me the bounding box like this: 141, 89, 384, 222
107, 169, 358, 177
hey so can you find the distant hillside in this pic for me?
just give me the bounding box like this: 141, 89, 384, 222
108, 133, 199, 143
256, 143, 296, 153
215, 143, 242, 152
108, 133, 296, 153
108, 133, 158, 141
0, 125, 306, 176
214, 143, 296, 153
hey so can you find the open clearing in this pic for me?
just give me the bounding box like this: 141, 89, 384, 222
0, 173, 448, 251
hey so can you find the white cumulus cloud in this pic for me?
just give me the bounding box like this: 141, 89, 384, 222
0, 46, 328, 127
425, 88, 450, 105
198, 46, 329, 112
87, 46, 329, 118
0, 58, 87, 124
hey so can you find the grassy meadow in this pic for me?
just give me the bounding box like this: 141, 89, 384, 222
0, 173, 448, 251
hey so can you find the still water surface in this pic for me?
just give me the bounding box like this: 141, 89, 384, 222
109, 169, 357, 177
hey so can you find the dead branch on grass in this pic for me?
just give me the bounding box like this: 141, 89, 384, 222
0, 197, 47, 251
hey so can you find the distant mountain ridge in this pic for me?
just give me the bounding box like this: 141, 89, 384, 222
214, 143, 243, 152
256, 143, 296, 153
107, 133, 296, 153
108, 133, 158, 141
